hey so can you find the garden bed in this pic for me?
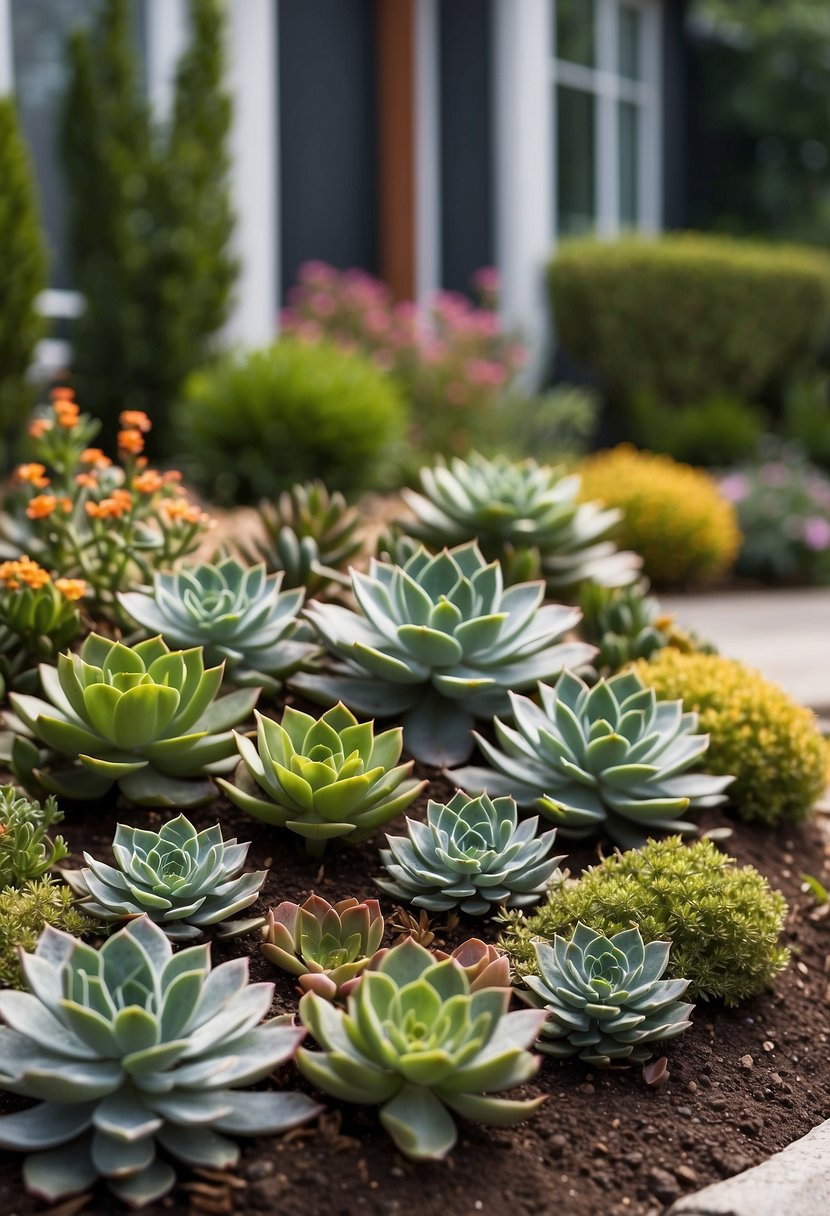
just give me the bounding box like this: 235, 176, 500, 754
1, 741, 827, 1216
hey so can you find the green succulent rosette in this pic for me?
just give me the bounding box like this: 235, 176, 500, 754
6, 634, 258, 807
261, 894, 385, 999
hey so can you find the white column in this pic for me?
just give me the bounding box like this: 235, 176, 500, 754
224, 0, 278, 347
145, 0, 188, 120
0, 0, 12, 94
414, 0, 441, 301
492, 0, 553, 379
596, 0, 619, 236
641, 0, 663, 231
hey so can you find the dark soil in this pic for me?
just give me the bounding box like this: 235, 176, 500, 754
2, 721, 829, 1216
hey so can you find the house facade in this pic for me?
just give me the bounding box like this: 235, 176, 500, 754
0, 0, 687, 366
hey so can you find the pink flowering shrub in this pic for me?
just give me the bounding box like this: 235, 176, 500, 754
281, 262, 525, 456
720, 442, 830, 584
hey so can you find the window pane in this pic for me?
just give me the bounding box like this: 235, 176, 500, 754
618, 100, 639, 226
557, 85, 595, 236
618, 4, 641, 80
555, 0, 595, 68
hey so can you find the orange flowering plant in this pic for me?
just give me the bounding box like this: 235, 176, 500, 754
0, 557, 84, 692
0, 389, 212, 626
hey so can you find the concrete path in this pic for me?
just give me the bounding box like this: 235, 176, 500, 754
661, 588, 830, 715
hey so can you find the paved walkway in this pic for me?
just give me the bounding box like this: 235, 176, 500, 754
660, 587, 830, 715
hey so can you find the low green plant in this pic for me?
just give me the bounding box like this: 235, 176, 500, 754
633, 650, 829, 826
0, 878, 92, 989
523, 922, 693, 1065
578, 580, 670, 673
120, 557, 319, 692
261, 895, 384, 999
491, 384, 599, 463
7, 633, 258, 808
175, 337, 408, 505
0, 558, 84, 692
629, 393, 764, 468
219, 703, 425, 858
376, 791, 563, 915
62, 815, 267, 940
0, 915, 320, 1207
501, 836, 789, 1005
297, 937, 545, 1160
0, 787, 68, 889
292, 542, 592, 766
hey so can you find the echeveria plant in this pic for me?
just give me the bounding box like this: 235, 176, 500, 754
6, 634, 258, 807
261, 895, 384, 999
297, 937, 545, 1160
432, 939, 511, 991
62, 815, 267, 941
292, 542, 593, 765
0, 916, 320, 1207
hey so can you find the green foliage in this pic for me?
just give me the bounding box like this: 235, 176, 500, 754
0, 97, 46, 462
578, 580, 670, 673
452, 671, 732, 848
293, 542, 592, 766
0, 787, 68, 890
119, 557, 319, 692
502, 836, 790, 1005
220, 703, 425, 858
176, 338, 408, 505
781, 377, 830, 471
62, 814, 266, 940
376, 791, 564, 915
61, 0, 236, 437
489, 385, 599, 463
523, 922, 693, 1065
0, 878, 91, 990
633, 650, 830, 826
261, 895, 385, 1000
550, 234, 830, 406
0, 916, 319, 1206
629, 393, 764, 468
297, 937, 545, 1161
9, 633, 257, 808
0, 561, 83, 692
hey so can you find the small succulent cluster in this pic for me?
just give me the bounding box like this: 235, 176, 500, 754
0, 557, 84, 691
376, 791, 563, 914
293, 542, 592, 765
261, 895, 384, 998
399, 452, 640, 594
119, 557, 318, 691
523, 923, 693, 1065
578, 580, 671, 674
7, 634, 257, 807
242, 480, 363, 598
62, 815, 267, 940
453, 670, 732, 848
0, 786, 68, 889
0, 917, 320, 1206
297, 937, 545, 1160
220, 703, 425, 856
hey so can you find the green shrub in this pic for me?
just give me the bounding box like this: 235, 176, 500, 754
0, 878, 92, 989
578, 445, 741, 586
176, 338, 408, 504
629, 393, 764, 468
501, 836, 789, 1005
549, 233, 830, 405
633, 650, 829, 826
781, 376, 830, 471
0, 97, 47, 463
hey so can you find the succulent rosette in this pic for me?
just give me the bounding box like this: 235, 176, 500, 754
62, 815, 267, 941
119, 557, 319, 691
432, 939, 511, 990
292, 542, 593, 766
6, 634, 258, 807
297, 937, 546, 1160
219, 702, 425, 857
523, 922, 694, 1065
452, 670, 733, 848
0, 916, 320, 1207
376, 791, 564, 914
261, 895, 385, 999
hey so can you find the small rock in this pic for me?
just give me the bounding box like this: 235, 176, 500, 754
578, 1082, 595, 1095
647, 1167, 680, 1204
709, 1097, 728, 1111
676, 1105, 693, 1116
593, 1141, 610, 1155
739, 1054, 754, 1069
687, 1080, 698, 1093
546, 1133, 567, 1158
763, 1040, 775, 1052
676, 1164, 698, 1185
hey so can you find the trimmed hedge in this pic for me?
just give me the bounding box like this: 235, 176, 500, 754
549, 233, 830, 404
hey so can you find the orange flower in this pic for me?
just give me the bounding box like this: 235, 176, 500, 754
86, 488, 133, 520
26, 494, 58, 520
163, 498, 207, 525
50, 386, 75, 403
54, 577, 87, 601
58, 497, 73, 514
132, 469, 164, 494
55, 401, 80, 428
119, 410, 152, 433
75, 472, 99, 490
163, 470, 183, 484
15, 463, 50, 489
117, 428, 145, 455
80, 448, 112, 468
0, 557, 51, 591
28, 418, 53, 439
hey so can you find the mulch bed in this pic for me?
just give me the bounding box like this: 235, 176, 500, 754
1, 711, 828, 1216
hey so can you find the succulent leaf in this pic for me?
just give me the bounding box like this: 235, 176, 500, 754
261, 895, 385, 998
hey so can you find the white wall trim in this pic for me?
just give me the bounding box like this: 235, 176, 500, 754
224, 0, 278, 347
0, 0, 12, 94
145, 0, 188, 121
414, 0, 441, 302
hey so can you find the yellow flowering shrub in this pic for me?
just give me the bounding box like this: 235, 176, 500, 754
633, 650, 829, 827
578, 445, 741, 586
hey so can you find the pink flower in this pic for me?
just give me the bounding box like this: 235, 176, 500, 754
803, 516, 830, 551
719, 473, 750, 503
465, 358, 507, 387
308, 292, 336, 317
295, 321, 322, 344
298, 260, 335, 286
471, 266, 500, 294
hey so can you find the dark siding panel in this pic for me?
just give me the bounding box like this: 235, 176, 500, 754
278, 0, 377, 298
439, 0, 494, 293
661, 0, 688, 230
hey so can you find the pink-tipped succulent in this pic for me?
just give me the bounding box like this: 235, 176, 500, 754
434, 938, 512, 990
261, 894, 385, 1000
